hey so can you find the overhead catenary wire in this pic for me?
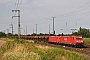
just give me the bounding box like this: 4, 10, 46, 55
18, 0, 22, 9
13, 0, 22, 16
55, 12, 90, 29
22, 9, 89, 22
10, 0, 90, 34
75, 13, 90, 22
55, 0, 90, 17
59, 9, 90, 18
21, 0, 90, 24
14, 0, 17, 10
22, 11, 51, 20
54, 1, 90, 26
15, 0, 19, 10
20, 0, 90, 22
12, 0, 18, 20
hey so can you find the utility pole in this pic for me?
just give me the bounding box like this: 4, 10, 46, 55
24, 30, 25, 35
33, 29, 34, 34
49, 24, 50, 36
52, 17, 55, 35
7, 29, 9, 34
4, 30, 5, 33
12, 10, 21, 38
26, 26, 27, 35
10, 24, 14, 35
9, 24, 14, 36
36, 24, 37, 35
12, 24, 14, 35
7, 29, 9, 37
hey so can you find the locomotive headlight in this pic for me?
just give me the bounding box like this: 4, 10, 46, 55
81, 41, 83, 42
76, 41, 78, 42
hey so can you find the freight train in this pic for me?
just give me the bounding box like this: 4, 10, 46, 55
19, 35, 84, 47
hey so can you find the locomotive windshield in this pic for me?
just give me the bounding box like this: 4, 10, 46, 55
76, 38, 82, 40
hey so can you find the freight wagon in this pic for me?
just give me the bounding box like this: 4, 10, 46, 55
19, 35, 84, 47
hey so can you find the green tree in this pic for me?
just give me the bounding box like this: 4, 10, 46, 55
72, 27, 90, 38
0, 32, 6, 37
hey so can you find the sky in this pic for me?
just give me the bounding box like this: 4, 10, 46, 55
0, 0, 90, 35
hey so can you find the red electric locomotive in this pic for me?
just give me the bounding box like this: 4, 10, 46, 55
48, 36, 84, 47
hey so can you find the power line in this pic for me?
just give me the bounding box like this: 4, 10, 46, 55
13, 0, 22, 16
55, 1, 90, 17
18, 0, 22, 9
22, 11, 51, 20
12, 0, 19, 19
15, 0, 22, 9
14, 0, 17, 10
75, 13, 90, 22
60, 9, 90, 17
15, 0, 19, 10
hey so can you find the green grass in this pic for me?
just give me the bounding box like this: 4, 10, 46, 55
83, 38, 90, 44
0, 38, 88, 60
2, 52, 41, 60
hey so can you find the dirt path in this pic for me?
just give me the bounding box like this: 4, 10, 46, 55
0, 40, 6, 47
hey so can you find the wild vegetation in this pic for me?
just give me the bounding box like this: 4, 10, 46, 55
83, 38, 90, 44
0, 32, 6, 38
0, 38, 87, 60
72, 27, 90, 38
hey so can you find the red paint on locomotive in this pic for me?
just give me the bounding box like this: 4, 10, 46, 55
48, 36, 83, 46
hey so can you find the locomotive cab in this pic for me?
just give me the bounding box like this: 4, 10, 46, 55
75, 36, 84, 47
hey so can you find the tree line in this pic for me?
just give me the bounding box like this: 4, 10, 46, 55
72, 27, 90, 38
0, 27, 90, 38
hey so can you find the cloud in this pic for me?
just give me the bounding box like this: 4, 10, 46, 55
0, 0, 90, 34
21, 0, 74, 18
0, 0, 15, 4
0, 0, 27, 8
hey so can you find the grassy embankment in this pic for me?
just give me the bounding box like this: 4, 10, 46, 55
0, 38, 87, 60
83, 38, 90, 44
